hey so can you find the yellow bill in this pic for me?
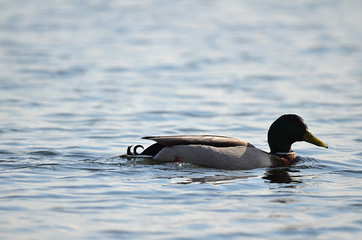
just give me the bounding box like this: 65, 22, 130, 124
302, 129, 328, 148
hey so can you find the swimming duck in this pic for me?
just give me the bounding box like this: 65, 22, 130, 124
126, 114, 328, 170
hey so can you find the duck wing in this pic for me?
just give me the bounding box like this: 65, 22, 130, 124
142, 135, 250, 147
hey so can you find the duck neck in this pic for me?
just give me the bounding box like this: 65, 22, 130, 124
268, 140, 298, 165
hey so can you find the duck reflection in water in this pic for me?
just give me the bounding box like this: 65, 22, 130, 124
175, 173, 257, 185
262, 167, 302, 184
173, 167, 301, 185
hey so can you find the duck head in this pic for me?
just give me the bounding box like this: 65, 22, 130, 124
267, 114, 328, 154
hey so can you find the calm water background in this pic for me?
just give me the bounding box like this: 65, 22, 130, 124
1, 0, 362, 239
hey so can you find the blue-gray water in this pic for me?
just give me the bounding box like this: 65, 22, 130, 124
1, 0, 362, 239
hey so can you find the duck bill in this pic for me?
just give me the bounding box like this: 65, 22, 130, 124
302, 130, 328, 148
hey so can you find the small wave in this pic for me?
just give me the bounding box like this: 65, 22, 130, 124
0, 150, 15, 155
28, 150, 58, 156
332, 170, 362, 178
293, 156, 322, 169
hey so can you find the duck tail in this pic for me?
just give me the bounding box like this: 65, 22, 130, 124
119, 145, 147, 158
122, 143, 164, 158
127, 145, 145, 156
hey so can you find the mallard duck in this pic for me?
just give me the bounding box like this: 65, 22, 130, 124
126, 114, 328, 170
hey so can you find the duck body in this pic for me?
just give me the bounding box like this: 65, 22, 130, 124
126, 115, 327, 170
140, 135, 290, 170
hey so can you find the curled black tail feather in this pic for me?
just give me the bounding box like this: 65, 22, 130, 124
125, 143, 164, 158
127, 145, 145, 155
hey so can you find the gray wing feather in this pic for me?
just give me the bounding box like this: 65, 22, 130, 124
142, 135, 249, 147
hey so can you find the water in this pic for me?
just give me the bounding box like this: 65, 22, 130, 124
1, 0, 362, 239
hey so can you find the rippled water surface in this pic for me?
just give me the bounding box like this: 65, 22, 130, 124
1, 0, 362, 239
